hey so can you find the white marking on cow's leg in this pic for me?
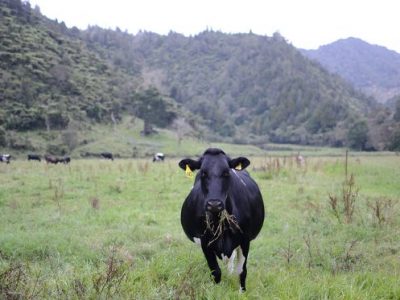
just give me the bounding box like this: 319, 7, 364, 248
221, 250, 237, 274
227, 249, 237, 274
236, 246, 246, 275
193, 237, 201, 246
222, 254, 228, 264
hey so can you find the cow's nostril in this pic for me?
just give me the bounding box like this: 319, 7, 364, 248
206, 200, 224, 212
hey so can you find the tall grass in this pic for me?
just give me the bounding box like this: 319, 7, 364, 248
0, 154, 399, 299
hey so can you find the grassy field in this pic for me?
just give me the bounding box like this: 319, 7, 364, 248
0, 151, 399, 299
2, 116, 352, 160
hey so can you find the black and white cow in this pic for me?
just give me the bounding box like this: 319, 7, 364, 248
28, 154, 41, 162
0, 154, 11, 164
179, 148, 265, 291
153, 152, 165, 162
100, 152, 114, 160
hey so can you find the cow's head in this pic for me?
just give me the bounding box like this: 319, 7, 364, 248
179, 148, 250, 214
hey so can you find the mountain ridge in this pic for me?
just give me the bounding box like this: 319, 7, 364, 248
301, 37, 400, 103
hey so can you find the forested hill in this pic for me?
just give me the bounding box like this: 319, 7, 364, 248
83, 28, 375, 146
4, 0, 398, 152
302, 38, 400, 103
0, 0, 142, 131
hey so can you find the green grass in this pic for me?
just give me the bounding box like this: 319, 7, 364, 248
0, 153, 399, 299
1, 116, 358, 160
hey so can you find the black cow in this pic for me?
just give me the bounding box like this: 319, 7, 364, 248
100, 152, 114, 160
0, 154, 11, 164
44, 155, 59, 164
59, 156, 71, 164
153, 152, 165, 162
179, 148, 264, 291
28, 154, 41, 162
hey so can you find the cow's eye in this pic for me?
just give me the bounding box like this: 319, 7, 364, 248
201, 171, 208, 178
222, 171, 230, 178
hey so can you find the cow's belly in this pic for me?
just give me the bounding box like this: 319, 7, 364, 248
192, 235, 246, 275
211, 235, 240, 259
191, 235, 239, 258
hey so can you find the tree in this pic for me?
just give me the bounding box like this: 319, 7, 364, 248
347, 119, 369, 150
61, 128, 79, 152
171, 117, 193, 144
134, 87, 177, 135
393, 98, 400, 122
388, 123, 400, 151
0, 127, 6, 147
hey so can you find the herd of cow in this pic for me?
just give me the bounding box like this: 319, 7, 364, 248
0, 152, 116, 164
0, 152, 167, 164
2, 147, 265, 291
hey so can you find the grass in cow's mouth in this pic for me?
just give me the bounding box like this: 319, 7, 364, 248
205, 210, 242, 246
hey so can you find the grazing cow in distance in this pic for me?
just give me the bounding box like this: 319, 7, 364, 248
153, 152, 165, 162
0, 154, 11, 164
58, 156, 71, 164
100, 152, 114, 160
28, 154, 41, 162
44, 155, 71, 164
179, 148, 265, 291
44, 155, 59, 164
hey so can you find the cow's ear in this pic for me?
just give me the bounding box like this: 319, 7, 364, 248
229, 157, 250, 170
178, 158, 201, 171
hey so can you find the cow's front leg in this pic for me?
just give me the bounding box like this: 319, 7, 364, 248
238, 240, 250, 292
201, 241, 221, 283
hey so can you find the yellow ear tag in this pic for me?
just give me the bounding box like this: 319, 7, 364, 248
235, 163, 242, 171
185, 164, 193, 178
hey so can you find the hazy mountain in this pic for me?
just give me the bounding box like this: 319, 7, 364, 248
301, 38, 400, 103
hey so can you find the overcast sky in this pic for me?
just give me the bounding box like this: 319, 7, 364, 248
28, 0, 400, 53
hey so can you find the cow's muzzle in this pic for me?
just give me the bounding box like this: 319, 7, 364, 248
206, 199, 224, 213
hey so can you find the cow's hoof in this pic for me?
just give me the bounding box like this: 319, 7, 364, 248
211, 270, 221, 283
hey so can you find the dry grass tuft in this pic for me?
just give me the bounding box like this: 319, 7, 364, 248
368, 197, 397, 226
90, 197, 100, 210
205, 210, 242, 246
0, 263, 27, 299
92, 247, 128, 297
329, 173, 359, 224
137, 162, 149, 175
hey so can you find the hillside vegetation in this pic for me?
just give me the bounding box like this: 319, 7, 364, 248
0, 0, 137, 129
1, 0, 400, 152
84, 28, 375, 146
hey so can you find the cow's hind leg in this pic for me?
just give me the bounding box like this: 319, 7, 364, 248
201, 242, 221, 284
238, 240, 250, 292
